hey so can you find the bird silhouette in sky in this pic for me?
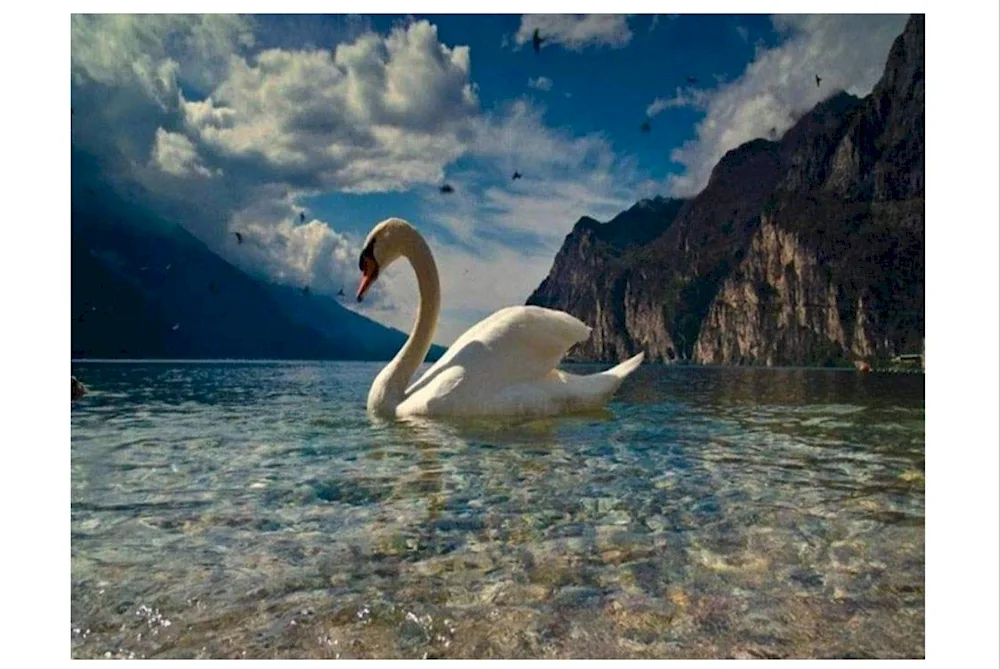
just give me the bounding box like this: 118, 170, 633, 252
815, 74, 822, 88
337, 287, 345, 298
686, 75, 698, 85
640, 120, 652, 134
299, 211, 305, 223
302, 285, 310, 296
512, 171, 522, 180
439, 184, 454, 194
234, 231, 243, 244
532, 29, 546, 53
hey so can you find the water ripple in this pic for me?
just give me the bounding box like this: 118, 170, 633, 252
71, 362, 924, 659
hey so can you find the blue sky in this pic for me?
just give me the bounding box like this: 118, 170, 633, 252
70, 13, 908, 344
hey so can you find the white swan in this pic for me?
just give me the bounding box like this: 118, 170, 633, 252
355, 218, 645, 418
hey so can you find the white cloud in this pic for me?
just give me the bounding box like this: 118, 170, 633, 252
664, 14, 909, 197
514, 15, 633, 51
72, 16, 481, 327
645, 85, 714, 119
646, 98, 669, 118
72, 16, 647, 347
227, 201, 360, 297
150, 128, 218, 178
276, 96, 642, 344
71, 15, 254, 100
528, 76, 553, 91
180, 20, 478, 193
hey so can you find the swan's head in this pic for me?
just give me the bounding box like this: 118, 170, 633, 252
356, 217, 415, 302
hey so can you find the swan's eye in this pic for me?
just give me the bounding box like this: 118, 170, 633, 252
359, 239, 376, 271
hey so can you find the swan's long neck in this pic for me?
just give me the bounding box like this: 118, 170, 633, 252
367, 231, 440, 414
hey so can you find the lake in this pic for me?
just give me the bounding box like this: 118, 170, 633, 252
70, 361, 924, 659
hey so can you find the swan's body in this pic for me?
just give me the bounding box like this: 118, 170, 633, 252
356, 218, 644, 418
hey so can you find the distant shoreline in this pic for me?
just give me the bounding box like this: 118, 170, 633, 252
71, 359, 924, 374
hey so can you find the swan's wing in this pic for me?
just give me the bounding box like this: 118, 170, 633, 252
404, 305, 591, 398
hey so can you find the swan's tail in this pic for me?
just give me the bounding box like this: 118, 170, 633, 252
557, 352, 645, 409
602, 351, 645, 384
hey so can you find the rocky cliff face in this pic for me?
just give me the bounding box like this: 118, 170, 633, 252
528, 197, 687, 361
527, 15, 924, 367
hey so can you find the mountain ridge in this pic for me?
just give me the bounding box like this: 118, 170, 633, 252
527, 14, 924, 367
72, 155, 445, 361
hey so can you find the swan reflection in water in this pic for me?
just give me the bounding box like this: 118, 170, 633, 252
362, 409, 618, 554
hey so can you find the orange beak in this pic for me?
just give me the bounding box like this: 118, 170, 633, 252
356, 257, 379, 302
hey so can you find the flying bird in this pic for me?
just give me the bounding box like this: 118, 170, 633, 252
439, 184, 454, 194
532, 29, 546, 53
815, 74, 822, 87
299, 211, 306, 223
234, 232, 243, 244
685, 75, 698, 85
640, 120, 652, 134
302, 285, 311, 296
337, 287, 345, 298
512, 171, 522, 180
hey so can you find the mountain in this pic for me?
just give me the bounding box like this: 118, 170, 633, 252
72, 153, 444, 361
527, 15, 924, 368
527, 196, 687, 361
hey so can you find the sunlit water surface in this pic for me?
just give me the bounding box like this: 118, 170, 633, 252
71, 361, 923, 659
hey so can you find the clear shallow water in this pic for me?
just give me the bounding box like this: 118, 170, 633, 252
70, 361, 924, 659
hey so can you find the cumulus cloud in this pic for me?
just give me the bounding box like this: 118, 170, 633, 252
71, 15, 254, 100
70, 14, 256, 181
664, 14, 909, 197
226, 201, 361, 297
72, 16, 480, 318
514, 15, 633, 51
150, 128, 218, 178
528, 76, 553, 91
71, 15, 648, 345
180, 20, 478, 193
